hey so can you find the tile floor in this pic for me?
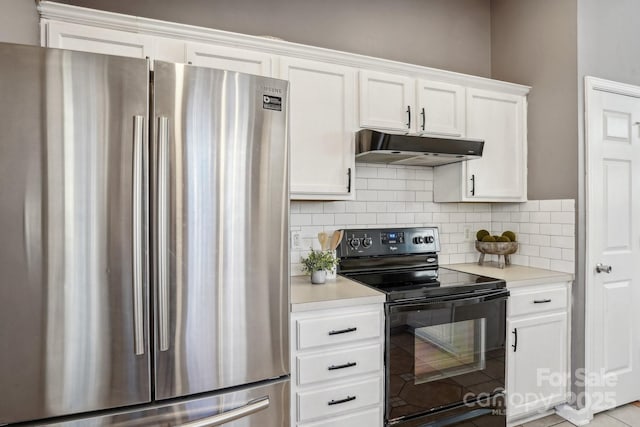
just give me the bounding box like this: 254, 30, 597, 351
517, 402, 640, 427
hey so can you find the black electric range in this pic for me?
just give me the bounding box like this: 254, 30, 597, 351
336, 227, 508, 427
336, 227, 506, 302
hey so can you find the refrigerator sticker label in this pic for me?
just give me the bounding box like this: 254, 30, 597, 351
263, 95, 282, 111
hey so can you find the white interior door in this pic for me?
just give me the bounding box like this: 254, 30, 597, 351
585, 76, 640, 412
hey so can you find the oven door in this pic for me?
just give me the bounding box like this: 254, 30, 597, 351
386, 290, 508, 426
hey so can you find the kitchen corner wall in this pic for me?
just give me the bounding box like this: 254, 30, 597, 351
290, 163, 575, 276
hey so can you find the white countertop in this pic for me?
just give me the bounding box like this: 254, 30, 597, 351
290, 275, 385, 312
445, 262, 574, 287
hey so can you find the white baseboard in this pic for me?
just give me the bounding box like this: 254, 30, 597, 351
555, 404, 593, 426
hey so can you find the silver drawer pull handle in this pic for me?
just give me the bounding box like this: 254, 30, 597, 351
328, 327, 357, 336
533, 299, 552, 304
328, 396, 356, 406
328, 362, 357, 371
179, 396, 269, 427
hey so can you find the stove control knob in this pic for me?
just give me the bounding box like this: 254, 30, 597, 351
413, 236, 425, 244
425, 235, 435, 244
349, 238, 361, 249
362, 237, 373, 248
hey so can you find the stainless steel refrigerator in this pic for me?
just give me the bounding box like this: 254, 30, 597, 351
0, 42, 289, 426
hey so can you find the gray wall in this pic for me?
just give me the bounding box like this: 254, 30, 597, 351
0, 0, 39, 45
55, 0, 492, 77
490, 0, 584, 406
490, 0, 578, 201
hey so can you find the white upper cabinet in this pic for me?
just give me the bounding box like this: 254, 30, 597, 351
43, 21, 186, 64
39, 2, 530, 202
434, 88, 527, 202
44, 21, 154, 59
359, 71, 466, 137
416, 80, 465, 137
359, 70, 415, 132
185, 42, 274, 77
280, 57, 356, 200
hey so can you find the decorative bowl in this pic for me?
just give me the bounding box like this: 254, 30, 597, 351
475, 241, 518, 268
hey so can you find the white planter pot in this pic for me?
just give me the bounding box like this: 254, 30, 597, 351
310, 270, 327, 284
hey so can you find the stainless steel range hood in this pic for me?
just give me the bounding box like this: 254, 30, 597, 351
356, 129, 484, 166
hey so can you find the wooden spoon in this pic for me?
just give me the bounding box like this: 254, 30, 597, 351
330, 230, 343, 251
317, 232, 328, 251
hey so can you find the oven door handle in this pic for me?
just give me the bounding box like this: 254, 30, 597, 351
387, 290, 509, 313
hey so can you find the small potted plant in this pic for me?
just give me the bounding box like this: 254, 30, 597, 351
300, 248, 339, 284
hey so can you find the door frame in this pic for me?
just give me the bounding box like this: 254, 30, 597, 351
584, 76, 640, 414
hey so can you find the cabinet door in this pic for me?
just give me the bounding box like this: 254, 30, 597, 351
359, 70, 415, 132
465, 88, 527, 201
281, 57, 355, 199
507, 312, 568, 419
416, 80, 465, 137
44, 21, 153, 59
185, 42, 273, 76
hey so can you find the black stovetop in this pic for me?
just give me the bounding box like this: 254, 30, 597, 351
336, 227, 506, 302
340, 267, 505, 302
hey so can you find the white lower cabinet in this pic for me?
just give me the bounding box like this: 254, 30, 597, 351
506, 282, 571, 423
291, 304, 384, 427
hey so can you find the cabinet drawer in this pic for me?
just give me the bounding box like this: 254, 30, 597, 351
298, 407, 381, 427
297, 376, 382, 422
509, 285, 568, 317
297, 343, 382, 385
296, 310, 381, 350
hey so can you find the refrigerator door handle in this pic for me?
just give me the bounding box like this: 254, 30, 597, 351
178, 396, 270, 427
133, 115, 145, 356
158, 116, 170, 352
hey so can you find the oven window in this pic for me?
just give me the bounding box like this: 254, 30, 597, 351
387, 298, 506, 423
414, 318, 485, 384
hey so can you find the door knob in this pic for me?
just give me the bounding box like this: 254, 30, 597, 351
595, 263, 612, 274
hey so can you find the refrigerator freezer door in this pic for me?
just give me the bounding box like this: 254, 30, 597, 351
0, 44, 151, 424
152, 62, 289, 399
36, 377, 289, 427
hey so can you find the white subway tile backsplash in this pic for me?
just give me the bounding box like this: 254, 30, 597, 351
540, 223, 562, 235
550, 259, 574, 274
323, 201, 346, 213
377, 213, 396, 224
562, 224, 575, 236
519, 223, 540, 234
540, 246, 562, 259
368, 178, 388, 190
312, 214, 334, 225
511, 212, 530, 223
414, 212, 433, 223
530, 212, 551, 223
529, 234, 551, 247
550, 235, 574, 249
290, 163, 575, 276
492, 212, 511, 222
334, 213, 356, 225
355, 213, 377, 224
551, 211, 574, 224
562, 200, 575, 211
378, 168, 397, 179
539, 200, 562, 211
396, 213, 415, 224
519, 200, 540, 212
529, 257, 551, 270
345, 201, 367, 213
357, 190, 378, 201
367, 201, 388, 212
